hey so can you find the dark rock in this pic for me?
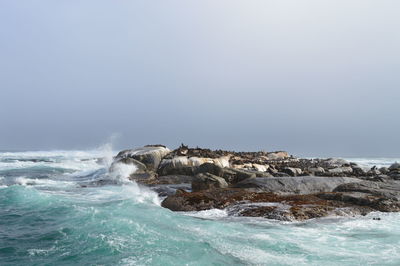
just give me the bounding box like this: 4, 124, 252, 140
333, 180, 400, 201
161, 188, 372, 221
192, 173, 228, 192
352, 165, 366, 176
139, 175, 194, 185
234, 176, 361, 195
379, 167, 389, 174
389, 162, 400, 171
274, 172, 291, 177
149, 184, 191, 197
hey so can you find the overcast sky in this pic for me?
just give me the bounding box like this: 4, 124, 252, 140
0, 0, 399, 157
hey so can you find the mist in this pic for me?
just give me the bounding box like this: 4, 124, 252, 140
1, 0, 399, 157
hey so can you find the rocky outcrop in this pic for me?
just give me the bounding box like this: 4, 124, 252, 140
388, 163, 400, 179
160, 189, 374, 221
111, 144, 400, 221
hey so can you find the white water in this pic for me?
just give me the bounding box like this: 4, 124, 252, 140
1, 151, 400, 265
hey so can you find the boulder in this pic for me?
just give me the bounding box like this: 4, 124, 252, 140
324, 158, 349, 168
115, 146, 171, 170
157, 156, 230, 176
389, 162, 400, 171
334, 180, 400, 200
352, 165, 366, 176
253, 164, 269, 172
379, 167, 389, 174
307, 167, 326, 176
282, 167, 303, 176
191, 173, 228, 192
234, 176, 361, 195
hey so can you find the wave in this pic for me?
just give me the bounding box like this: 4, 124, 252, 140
1, 150, 400, 265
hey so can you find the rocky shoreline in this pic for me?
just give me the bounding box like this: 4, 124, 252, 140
109, 144, 400, 221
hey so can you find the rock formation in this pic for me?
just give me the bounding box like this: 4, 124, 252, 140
110, 144, 400, 221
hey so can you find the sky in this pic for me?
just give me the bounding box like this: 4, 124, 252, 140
0, 0, 399, 157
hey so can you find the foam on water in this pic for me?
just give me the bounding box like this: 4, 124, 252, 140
1, 150, 400, 265
344, 157, 400, 169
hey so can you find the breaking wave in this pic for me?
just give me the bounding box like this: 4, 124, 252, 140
1, 150, 400, 265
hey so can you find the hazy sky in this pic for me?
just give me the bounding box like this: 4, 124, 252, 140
0, 1, 399, 157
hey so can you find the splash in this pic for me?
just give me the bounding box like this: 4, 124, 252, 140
108, 162, 137, 183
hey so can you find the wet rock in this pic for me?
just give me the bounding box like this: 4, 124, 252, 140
109, 157, 147, 174
115, 146, 171, 170
149, 184, 191, 197
139, 175, 194, 185
192, 173, 228, 192
234, 176, 361, 195
161, 188, 372, 221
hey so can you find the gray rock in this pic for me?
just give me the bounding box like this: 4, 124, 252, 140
352, 165, 366, 176
115, 146, 171, 170
282, 167, 303, 176
367, 169, 381, 176
308, 167, 325, 175
324, 158, 350, 168
379, 167, 389, 174
234, 176, 361, 195
192, 173, 229, 192
334, 180, 400, 200
195, 163, 256, 184
389, 162, 400, 170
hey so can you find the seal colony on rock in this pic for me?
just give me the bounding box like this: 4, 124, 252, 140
110, 144, 400, 221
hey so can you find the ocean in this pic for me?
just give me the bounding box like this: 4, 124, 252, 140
1, 149, 400, 265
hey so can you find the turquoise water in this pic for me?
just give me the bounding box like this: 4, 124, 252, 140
1, 151, 400, 265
